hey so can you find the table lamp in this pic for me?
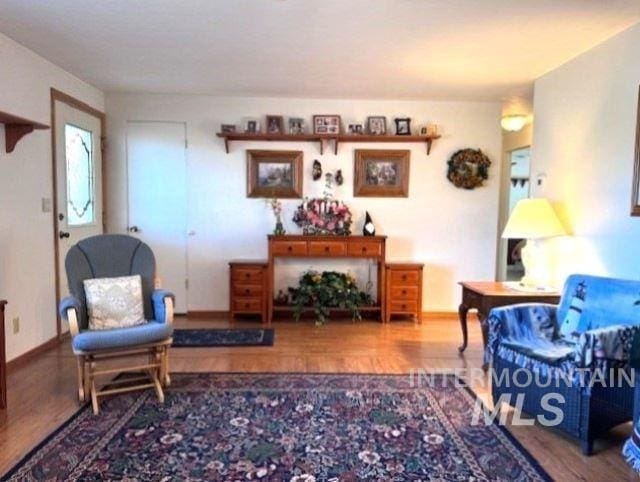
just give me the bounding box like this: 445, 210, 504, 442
502, 198, 566, 290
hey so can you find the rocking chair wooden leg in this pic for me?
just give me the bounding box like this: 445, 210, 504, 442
76, 356, 86, 403
161, 346, 170, 387
89, 361, 99, 415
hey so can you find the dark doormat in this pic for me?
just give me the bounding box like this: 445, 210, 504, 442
171, 328, 274, 347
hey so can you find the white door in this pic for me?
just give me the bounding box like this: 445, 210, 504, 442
127, 121, 188, 313
55, 101, 103, 333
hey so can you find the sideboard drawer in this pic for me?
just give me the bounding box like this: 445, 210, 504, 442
389, 300, 418, 313
233, 284, 263, 297
390, 270, 420, 285
308, 241, 347, 256
348, 241, 382, 257
232, 268, 264, 283
233, 298, 263, 313
272, 241, 308, 256
390, 286, 419, 300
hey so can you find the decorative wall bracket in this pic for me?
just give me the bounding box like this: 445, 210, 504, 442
0, 110, 50, 153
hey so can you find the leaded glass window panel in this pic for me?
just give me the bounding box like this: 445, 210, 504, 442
65, 124, 95, 226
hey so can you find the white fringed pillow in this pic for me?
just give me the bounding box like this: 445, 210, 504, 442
83, 275, 146, 330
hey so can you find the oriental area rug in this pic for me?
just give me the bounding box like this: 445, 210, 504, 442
2, 373, 551, 481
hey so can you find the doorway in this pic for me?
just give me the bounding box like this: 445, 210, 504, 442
505, 146, 531, 281
52, 90, 105, 336
126, 121, 188, 313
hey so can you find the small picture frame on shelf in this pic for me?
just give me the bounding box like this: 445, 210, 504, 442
266, 115, 285, 134
288, 117, 306, 135
366, 116, 387, 135
244, 118, 261, 134
221, 124, 236, 133
394, 118, 411, 135
313, 115, 341, 134
347, 123, 364, 135
427, 123, 439, 136
419, 125, 428, 135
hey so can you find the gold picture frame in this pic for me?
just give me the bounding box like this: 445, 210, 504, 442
354, 149, 410, 197
247, 150, 303, 198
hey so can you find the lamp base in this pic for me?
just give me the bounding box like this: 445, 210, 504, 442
518, 238, 553, 291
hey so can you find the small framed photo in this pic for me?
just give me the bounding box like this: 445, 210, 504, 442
313, 115, 341, 135
288, 117, 306, 135
244, 118, 261, 134
367, 116, 387, 135
221, 124, 236, 133
394, 118, 411, 135
419, 125, 428, 136
266, 115, 285, 134
354, 149, 410, 197
247, 150, 303, 198
347, 124, 364, 135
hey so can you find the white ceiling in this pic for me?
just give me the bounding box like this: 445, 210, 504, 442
1, 0, 639, 107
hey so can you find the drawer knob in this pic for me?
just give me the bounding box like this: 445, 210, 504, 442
402, 304, 406, 310
245, 273, 250, 278
287, 246, 293, 252
245, 303, 250, 308
324, 246, 330, 252
361, 247, 367, 252
401, 275, 407, 281
245, 289, 250, 295
402, 289, 407, 295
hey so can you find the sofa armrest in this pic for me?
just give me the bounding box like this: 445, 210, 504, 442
485, 303, 559, 366
152, 290, 175, 325
59, 296, 81, 337
574, 324, 640, 368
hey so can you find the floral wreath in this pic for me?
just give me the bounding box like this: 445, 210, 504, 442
447, 148, 491, 189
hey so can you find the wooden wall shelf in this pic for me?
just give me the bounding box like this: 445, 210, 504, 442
0, 111, 49, 153
216, 132, 441, 155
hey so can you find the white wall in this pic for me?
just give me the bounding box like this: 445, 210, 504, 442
106, 94, 502, 312
532, 23, 640, 285
0, 32, 104, 360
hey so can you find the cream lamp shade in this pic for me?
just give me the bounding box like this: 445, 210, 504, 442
502, 198, 566, 239
501, 198, 565, 290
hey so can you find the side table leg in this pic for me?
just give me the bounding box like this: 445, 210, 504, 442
458, 303, 469, 353
478, 312, 489, 371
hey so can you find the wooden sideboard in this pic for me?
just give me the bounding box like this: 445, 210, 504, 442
267, 235, 387, 323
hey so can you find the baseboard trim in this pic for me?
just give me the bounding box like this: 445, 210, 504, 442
7, 336, 62, 373
187, 310, 230, 319
421, 311, 459, 320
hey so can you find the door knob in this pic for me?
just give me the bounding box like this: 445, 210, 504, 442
58, 230, 70, 239
128, 226, 140, 233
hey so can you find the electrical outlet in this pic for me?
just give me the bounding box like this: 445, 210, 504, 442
12, 317, 19, 334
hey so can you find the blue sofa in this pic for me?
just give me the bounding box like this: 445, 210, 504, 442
486, 274, 640, 455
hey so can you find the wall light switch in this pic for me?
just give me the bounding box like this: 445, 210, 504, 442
41, 197, 52, 213
12, 317, 19, 334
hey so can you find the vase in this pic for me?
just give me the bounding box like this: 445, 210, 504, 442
274, 216, 286, 236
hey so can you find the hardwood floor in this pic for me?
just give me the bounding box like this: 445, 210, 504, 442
0, 314, 635, 480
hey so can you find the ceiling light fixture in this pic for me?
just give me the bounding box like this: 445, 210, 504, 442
501, 115, 528, 132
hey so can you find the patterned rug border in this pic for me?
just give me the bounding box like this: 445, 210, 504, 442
171, 328, 275, 347
1, 372, 553, 481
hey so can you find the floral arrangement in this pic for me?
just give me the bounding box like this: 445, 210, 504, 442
267, 198, 285, 235
292, 198, 352, 235
288, 271, 373, 324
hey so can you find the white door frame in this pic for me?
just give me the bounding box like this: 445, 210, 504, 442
50, 88, 106, 338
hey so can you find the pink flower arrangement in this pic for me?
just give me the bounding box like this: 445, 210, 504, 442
292, 198, 352, 235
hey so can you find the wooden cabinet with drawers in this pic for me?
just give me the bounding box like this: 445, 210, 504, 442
229, 261, 267, 323
385, 263, 423, 322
